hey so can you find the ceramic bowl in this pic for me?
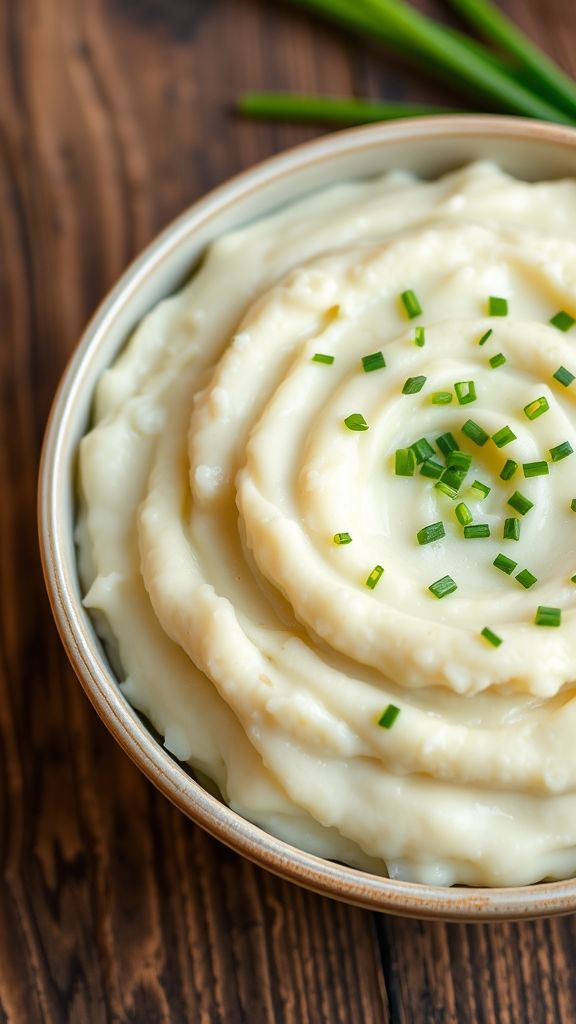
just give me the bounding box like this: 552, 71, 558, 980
39, 115, 576, 920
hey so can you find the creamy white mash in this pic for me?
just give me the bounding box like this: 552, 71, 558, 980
78, 163, 576, 887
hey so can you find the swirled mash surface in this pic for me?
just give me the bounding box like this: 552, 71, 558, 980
79, 164, 576, 886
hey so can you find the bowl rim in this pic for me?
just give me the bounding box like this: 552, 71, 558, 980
39, 113, 576, 921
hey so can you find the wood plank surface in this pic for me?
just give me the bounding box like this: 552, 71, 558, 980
1, 0, 576, 1020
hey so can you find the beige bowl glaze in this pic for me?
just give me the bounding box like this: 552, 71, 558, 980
39, 116, 576, 921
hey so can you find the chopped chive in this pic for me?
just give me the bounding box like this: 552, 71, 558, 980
478, 328, 493, 346
481, 627, 503, 648
516, 568, 537, 589
508, 491, 534, 516
420, 458, 444, 479
401, 289, 422, 319
333, 532, 352, 545
414, 326, 426, 347
411, 438, 435, 464
431, 391, 453, 405
402, 375, 427, 394
344, 413, 368, 431
550, 311, 575, 332
447, 450, 472, 472
571, 574, 576, 584
435, 468, 466, 499
492, 425, 516, 448
523, 461, 549, 478
378, 704, 400, 730
455, 502, 473, 526
428, 575, 457, 599
489, 352, 507, 369
435, 480, 460, 499
553, 366, 575, 387
464, 523, 490, 538
489, 296, 508, 316
471, 480, 491, 500
500, 458, 518, 481
524, 396, 549, 420
395, 447, 416, 476
436, 432, 460, 457
550, 441, 574, 462
572, 498, 576, 512
494, 552, 518, 575
535, 606, 561, 627
455, 380, 477, 405
362, 350, 385, 372
436, 479, 462, 500
503, 517, 520, 541
462, 419, 489, 446
366, 565, 384, 589
312, 352, 334, 364
417, 521, 445, 545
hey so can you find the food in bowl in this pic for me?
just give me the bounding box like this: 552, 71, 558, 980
77, 161, 576, 887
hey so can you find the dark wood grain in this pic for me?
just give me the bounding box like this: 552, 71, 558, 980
2, 0, 576, 1021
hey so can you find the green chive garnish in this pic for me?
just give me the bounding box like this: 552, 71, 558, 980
414, 326, 426, 347
435, 480, 460, 500
435, 468, 466, 499
420, 459, 444, 479
508, 491, 534, 516
571, 499, 576, 512
344, 413, 368, 431
489, 352, 507, 369
464, 524, 490, 539
455, 502, 473, 526
481, 627, 502, 648
492, 425, 516, 448
401, 289, 422, 319
431, 391, 453, 405
436, 432, 459, 457
428, 575, 457, 599
494, 553, 517, 575
523, 461, 549, 478
366, 565, 384, 590
378, 704, 400, 730
524, 396, 549, 420
489, 296, 508, 316
362, 351, 385, 372
446, 451, 472, 472
478, 328, 493, 346
455, 380, 477, 405
417, 522, 445, 545
333, 532, 352, 545
471, 480, 491, 500
312, 353, 334, 364
411, 438, 435, 464
516, 569, 537, 589
550, 441, 574, 462
503, 517, 520, 541
571, 575, 576, 584
535, 606, 561, 627
395, 448, 416, 476
402, 375, 427, 394
462, 420, 489, 446
550, 311, 575, 332
553, 366, 575, 387
500, 459, 518, 481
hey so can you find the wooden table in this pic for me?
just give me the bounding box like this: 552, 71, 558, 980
2, 1, 576, 1020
